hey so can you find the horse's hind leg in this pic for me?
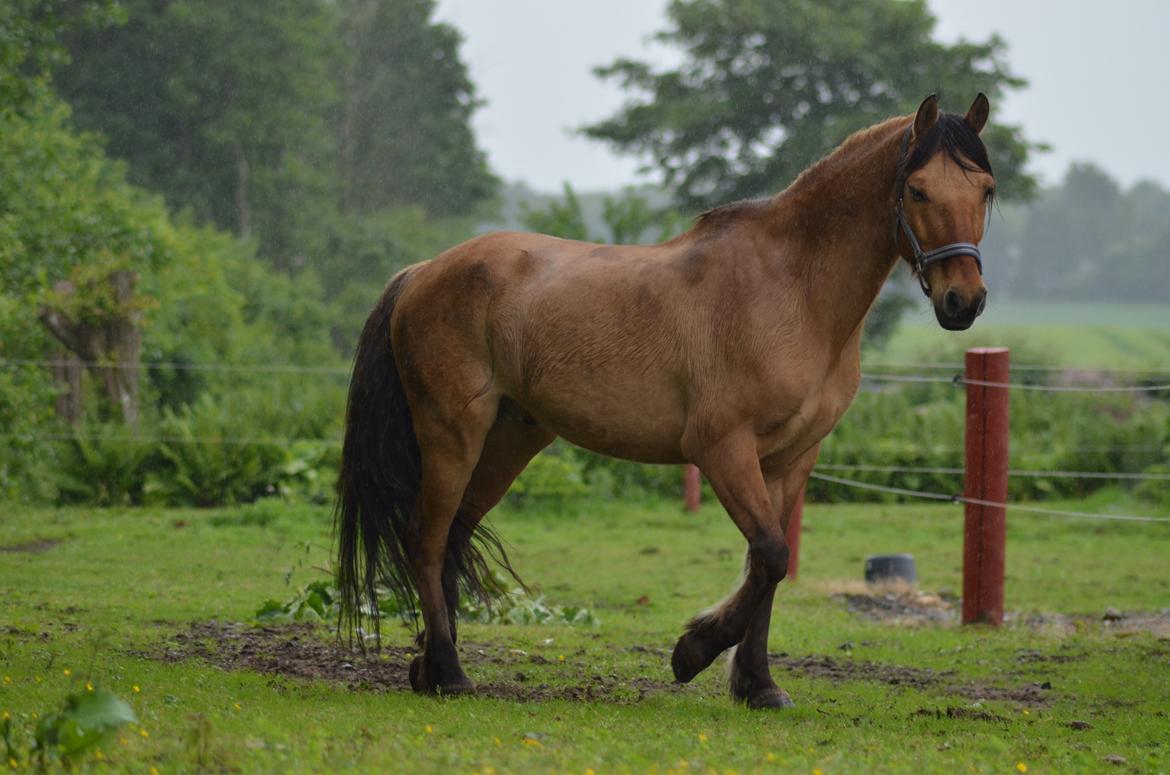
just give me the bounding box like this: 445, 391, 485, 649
435, 403, 555, 645
408, 397, 498, 695
671, 429, 790, 687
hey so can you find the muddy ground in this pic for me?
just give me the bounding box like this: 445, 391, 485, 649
152, 618, 1059, 707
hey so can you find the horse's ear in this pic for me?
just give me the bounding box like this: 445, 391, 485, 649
965, 92, 990, 135
912, 94, 939, 141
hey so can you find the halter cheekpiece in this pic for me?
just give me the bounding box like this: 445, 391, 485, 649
893, 126, 983, 297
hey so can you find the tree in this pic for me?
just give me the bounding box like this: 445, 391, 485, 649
583, 0, 1039, 210
56, 0, 342, 270
338, 0, 498, 216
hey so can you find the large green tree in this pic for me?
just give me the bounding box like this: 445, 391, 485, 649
56, 0, 342, 270
338, 0, 497, 216
583, 0, 1039, 210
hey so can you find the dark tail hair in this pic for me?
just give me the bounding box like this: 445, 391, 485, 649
335, 269, 517, 643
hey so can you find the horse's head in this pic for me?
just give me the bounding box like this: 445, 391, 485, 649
895, 94, 995, 331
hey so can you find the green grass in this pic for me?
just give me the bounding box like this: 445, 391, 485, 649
881, 301, 1170, 369
2, 496, 1169, 773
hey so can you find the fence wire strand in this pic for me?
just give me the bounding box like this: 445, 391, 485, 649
808, 472, 1170, 524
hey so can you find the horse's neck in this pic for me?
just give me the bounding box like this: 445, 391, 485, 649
768, 121, 907, 353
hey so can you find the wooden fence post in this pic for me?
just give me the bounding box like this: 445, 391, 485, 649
962, 347, 1010, 625
683, 464, 701, 512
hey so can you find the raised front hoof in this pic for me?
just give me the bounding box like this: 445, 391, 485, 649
739, 687, 795, 710
409, 655, 476, 697
671, 630, 724, 684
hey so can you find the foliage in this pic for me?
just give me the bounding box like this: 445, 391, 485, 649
0, 0, 121, 110
56, 0, 342, 268
56, 0, 497, 270
257, 578, 600, 627
338, 0, 498, 216
2, 687, 137, 767
521, 183, 686, 245
985, 163, 1170, 302
583, 0, 1039, 209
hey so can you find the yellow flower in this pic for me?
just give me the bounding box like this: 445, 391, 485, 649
133, 685, 141, 693
698, 733, 708, 743
139, 728, 150, 738
522, 737, 542, 748
86, 681, 94, 692
150, 768, 160, 775
2, 676, 10, 685
33, 676, 41, 684
766, 752, 777, 763
558, 655, 566, 662
1016, 763, 1028, 773
9, 758, 17, 769
1022, 709, 1030, 716
233, 702, 241, 711
813, 769, 824, 775
2, 711, 8, 721
62, 669, 71, 677
493, 736, 501, 746
424, 724, 433, 734
585, 769, 596, 775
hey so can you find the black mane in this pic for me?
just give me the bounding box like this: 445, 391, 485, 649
903, 113, 994, 181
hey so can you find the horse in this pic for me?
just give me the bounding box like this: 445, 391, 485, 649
336, 93, 995, 708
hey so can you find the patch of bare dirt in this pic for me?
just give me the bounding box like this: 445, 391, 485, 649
152, 621, 679, 703
0, 538, 63, 554
770, 652, 1052, 706
835, 588, 958, 624
1013, 609, 1170, 638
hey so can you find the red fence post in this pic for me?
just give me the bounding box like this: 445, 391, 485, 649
683, 464, 702, 512
785, 486, 804, 580
962, 347, 1010, 625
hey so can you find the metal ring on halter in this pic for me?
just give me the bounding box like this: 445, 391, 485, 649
893, 126, 985, 297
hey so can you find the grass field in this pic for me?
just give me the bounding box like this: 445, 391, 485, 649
2, 495, 1169, 773
880, 301, 1170, 369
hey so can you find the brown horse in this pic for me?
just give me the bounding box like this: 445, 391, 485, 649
336, 94, 995, 708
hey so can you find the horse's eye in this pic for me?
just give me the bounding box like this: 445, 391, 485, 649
908, 186, 928, 203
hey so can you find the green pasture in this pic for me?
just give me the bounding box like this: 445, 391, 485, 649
881, 301, 1170, 369
2, 495, 1169, 774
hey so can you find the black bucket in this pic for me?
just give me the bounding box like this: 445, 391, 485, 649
865, 554, 917, 585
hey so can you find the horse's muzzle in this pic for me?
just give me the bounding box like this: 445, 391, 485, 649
935, 287, 987, 331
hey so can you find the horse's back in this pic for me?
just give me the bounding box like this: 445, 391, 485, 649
394, 231, 696, 462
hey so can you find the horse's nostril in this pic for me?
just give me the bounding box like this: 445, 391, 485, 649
943, 289, 962, 318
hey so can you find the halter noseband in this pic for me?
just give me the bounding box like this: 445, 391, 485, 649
893, 126, 983, 297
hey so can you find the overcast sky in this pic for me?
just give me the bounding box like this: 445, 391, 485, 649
434, 0, 1170, 194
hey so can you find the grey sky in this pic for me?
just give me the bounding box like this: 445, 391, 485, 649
434, 0, 1170, 194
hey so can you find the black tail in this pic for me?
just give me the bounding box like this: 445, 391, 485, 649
335, 269, 516, 643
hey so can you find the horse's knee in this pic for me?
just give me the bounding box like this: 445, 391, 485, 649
751, 538, 789, 585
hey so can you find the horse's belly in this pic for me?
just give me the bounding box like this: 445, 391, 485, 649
516, 376, 688, 464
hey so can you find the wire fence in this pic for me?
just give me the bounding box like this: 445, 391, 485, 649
3, 356, 1168, 523
808, 472, 1170, 524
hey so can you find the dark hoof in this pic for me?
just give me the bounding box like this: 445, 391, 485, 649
409, 655, 476, 696
671, 630, 725, 683
745, 687, 795, 710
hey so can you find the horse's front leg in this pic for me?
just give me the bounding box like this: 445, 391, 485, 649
727, 449, 817, 708
671, 429, 790, 686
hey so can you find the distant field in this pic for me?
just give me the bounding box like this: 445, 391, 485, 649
880, 301, 1170, 370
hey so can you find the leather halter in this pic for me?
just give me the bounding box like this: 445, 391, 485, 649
893, 126, 983, 297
